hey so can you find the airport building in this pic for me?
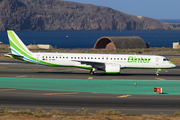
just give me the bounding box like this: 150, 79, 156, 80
173, 42, 180, 49
27, 44, 53, 49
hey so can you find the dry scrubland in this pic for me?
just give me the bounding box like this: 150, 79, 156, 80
1, 47, 180, 64
0, 108, 180, 120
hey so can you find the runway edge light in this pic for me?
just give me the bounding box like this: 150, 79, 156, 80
154, 87, 162, 94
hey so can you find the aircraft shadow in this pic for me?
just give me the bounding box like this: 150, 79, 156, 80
37, 71, 180, 77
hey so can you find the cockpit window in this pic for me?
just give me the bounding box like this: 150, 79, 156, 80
163, 58, 170, 61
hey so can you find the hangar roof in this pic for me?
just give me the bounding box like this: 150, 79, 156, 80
94, 36, 147, 49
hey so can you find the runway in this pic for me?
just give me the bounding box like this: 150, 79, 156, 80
0, 59, 180, 114
1, 88, 180, 115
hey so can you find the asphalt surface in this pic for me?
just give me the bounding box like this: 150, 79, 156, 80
0, 59, 180, 114
1, 88, 180, 115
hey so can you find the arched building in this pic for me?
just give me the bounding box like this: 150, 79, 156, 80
94, 36, 147, 49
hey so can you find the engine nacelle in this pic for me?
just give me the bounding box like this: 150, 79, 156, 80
105, 63, 121, 74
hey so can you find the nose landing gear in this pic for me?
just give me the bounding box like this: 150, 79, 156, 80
156, 69, 161, 76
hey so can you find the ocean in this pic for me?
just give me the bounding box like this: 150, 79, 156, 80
0, 19, 180, 49
0, 30, 180, 49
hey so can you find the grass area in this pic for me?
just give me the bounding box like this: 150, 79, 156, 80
0, 108, 180, 120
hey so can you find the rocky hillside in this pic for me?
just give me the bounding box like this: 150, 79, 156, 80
0, 0, 180, 31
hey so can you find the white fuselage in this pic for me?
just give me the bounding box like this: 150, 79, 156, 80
31, 53, 175, 69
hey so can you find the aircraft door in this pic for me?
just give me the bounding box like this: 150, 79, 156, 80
36, 55, 40, 63
156, 58, 159, 65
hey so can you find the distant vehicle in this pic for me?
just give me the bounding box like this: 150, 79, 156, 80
6, 30, 176, 76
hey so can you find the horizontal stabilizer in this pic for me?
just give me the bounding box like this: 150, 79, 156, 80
4, 53, 23, 59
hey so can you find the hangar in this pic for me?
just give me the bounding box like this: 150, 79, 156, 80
94, 36, 147, 49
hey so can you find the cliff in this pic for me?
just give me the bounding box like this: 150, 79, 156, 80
0, 0, 180, 31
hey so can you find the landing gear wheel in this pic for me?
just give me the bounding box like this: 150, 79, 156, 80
89, 68, 97, 75
90, 70, 94, 75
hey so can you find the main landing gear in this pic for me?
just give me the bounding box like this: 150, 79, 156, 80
156, 69, 161, 76
89, 68, 97, 75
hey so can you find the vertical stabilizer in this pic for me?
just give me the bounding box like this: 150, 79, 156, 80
7, 30, 32, 56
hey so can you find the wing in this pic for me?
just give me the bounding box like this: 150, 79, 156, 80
72, 60, 105, 70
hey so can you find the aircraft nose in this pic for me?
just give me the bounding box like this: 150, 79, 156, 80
172, 64, 176, 68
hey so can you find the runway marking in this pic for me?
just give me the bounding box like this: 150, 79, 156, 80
88, 77, 93, 79
16, 76, 27, 78
0, 63, 17, 65
117, 95, 131, 98
43, 92, 79, 95
0, 89, 17, 91
155, 78, 166, 80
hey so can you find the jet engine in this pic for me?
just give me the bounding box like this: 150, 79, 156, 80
105, 63, 121, 74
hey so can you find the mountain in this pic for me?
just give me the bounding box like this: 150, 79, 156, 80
0, 0, 180, 31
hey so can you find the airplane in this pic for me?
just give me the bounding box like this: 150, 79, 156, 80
5, 30, 176, 76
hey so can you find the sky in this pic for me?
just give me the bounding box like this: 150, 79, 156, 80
63, 0, 180, 19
